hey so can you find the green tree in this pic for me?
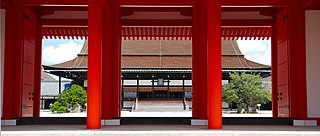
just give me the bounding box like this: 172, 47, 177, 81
50, 84, 87, 113
222, 72, 271, 113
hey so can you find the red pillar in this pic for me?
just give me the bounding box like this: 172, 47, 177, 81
191, 1, 208, 119
3, 1, 23, 119
113, 6, 121, 118
192, 2, 208, 119
271, 23, 278, 118
14, 4, 24, 118
102, 1, 114, 119
2, 4, 17, 120
207, 0, 222, 129
33, 22, 42, 118
198, 1, 208, 119
288, 0, 307, 120
87, 0, 103, 129
191, 4, 199, 118
101, 3, 121, 119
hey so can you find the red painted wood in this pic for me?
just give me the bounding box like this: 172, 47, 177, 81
33, 14, 42, 118
113, 6, 121, 118
40, 19, 272, 27
115, 0, 287, 6
23, 0, 88, 6
302, 0, 320, 10
123, 27, 127, 40
2, 3, 22, 119
40, 19, 88, 26
21, 7, 37, 117
139, 27, 143, 40
101, 1, 114, 120
197, 1, 208, 120
191, 5, 199, 118
207, 0, 222, 129
12, 3, 25, 118
130, 27, 135, 40
22, 0, 287, 7
222, 19, 273, 26
41, 26, 271, 41
288, 0, 307, 120
148, 27, 152, 40
120, 7, 192, 13
1, 0, 12, 9
222, 0, 287, 7
276, 8, 289, 118
122, 19, 193, 26
115, 0, 195, 6
271, 24, 278, 118
163, 27, 167, 40
87, 0, 102, 129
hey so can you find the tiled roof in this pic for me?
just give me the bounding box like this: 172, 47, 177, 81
41, 81, 71, 96
77, 39, 241, 56
43, 40, 270, 70
41, 72, 57, 81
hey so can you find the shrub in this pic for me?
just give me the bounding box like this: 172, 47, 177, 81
50, 84, 87, 113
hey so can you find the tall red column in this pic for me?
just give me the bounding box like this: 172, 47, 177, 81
2, 5, 18, 119
102, 1, 114, 120
207, 0, 222, 129
271, 23, 278, 118
101, 3, 121, 119
113, 6, 121, 118
191, 3, 199, 118
33, 22, 42, 118
3, 1, 23, 119
198, 1, 208, 119
192, 2, 208, 119
288, 0, 307, 120
87, 0, 103, 129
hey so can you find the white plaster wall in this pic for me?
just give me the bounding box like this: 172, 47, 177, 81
306, 10, 320, 118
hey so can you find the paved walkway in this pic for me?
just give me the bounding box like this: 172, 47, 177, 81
40, 110, 272, 117
40, 100, 272, 117
2, 125, 320, 136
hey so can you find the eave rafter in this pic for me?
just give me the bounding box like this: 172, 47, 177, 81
23, 0, 287, 7
42, 26, 271, 40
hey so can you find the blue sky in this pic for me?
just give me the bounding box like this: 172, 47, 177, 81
237, 40, 271, 65
42, 39, 271, 66
42, 39, 84, 65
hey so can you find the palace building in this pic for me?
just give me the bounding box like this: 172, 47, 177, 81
43, 40, 270, 100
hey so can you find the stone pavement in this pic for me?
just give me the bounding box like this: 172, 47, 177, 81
39, 100, 272, 117
2, 125, 320, 136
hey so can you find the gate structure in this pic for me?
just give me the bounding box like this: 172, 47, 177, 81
1, 0, 320, 129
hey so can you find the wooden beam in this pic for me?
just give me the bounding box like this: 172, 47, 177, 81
1, 0, 14, 9
222, 0, 287, 7
121, 19, 272, 26
222, 19, 273, 26
121, 19, 192, 26
115, 0, 195, 6
40, 19, 88, 26
302, 0, 320, 10
22, 0, 287, 7
23, 0, 88, 6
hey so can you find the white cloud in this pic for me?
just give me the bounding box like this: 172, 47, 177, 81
42, 41, 83, 65
237, 40, 271, 65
